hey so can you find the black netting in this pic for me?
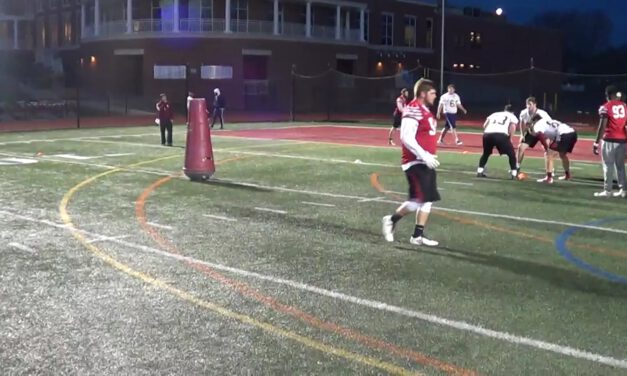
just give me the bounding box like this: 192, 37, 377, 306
292, 67, 627, 126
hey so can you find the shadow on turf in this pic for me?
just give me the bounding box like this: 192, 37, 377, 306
394, 245, 627, 298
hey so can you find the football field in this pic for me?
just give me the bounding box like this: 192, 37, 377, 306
1, 122, 626, 375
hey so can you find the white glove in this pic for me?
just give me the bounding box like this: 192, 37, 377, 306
422, 153, 440, 170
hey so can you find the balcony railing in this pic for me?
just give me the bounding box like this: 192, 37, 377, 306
82, 18, 364, 43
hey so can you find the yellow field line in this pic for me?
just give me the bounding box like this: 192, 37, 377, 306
58, 155, 420, 376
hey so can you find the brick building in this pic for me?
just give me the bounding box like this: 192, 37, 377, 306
1, 0, 562, 113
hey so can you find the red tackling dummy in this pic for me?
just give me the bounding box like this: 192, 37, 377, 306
184, 98, 215, 181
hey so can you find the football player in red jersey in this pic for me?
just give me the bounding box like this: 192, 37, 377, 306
382, 79, 441, 247
593, 85, 627, 197
388, 88, 409, 146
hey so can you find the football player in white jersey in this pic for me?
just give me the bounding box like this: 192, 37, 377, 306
436, 84, 467, 145
531, 115, 578, 184
517, 97, 551, 174
476, 105, 519, 179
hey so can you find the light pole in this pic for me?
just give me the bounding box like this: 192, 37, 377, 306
439, 0, 445, 93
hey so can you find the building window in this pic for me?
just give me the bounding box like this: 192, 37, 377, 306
201, 65, 233, 80
425, 18, 433, 49
37, 0, 45, 12
151, 0, 162, 20
188, 0, 213, 19
36, 18, 46, 48
61, 0, 71, 7
49, 15, 59, 47
62, 12, 72, 44
49, 0, 58, 9
381, 12, 393, 46
403, 15, 416, 47
265, 3, 284, 34
470, 31, 482, 48
231, 0, 248, 25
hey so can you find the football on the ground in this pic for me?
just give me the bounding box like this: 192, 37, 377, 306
517, 172, 528, 181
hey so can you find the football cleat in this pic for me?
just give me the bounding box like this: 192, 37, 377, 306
537, 176, 554, 184
613, 189, 626, 198
410, 236, 439, 247
456, 140, 463, 145
594, 191, 612, 197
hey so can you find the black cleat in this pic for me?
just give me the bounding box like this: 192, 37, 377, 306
476, 173, 487, 178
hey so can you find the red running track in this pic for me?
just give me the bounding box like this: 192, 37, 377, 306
221, 125, 600, 163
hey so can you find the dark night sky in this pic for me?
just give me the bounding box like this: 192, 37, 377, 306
450, 0, 626, 46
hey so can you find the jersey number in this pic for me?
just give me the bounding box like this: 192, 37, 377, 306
492, 116, 508, 125
612, 105, 626, 119
429, 118, 437, 135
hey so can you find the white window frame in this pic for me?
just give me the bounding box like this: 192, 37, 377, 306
381, 12, 393, 46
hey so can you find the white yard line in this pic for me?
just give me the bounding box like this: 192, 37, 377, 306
254, 207, 287, 215
301, 201, 336, 207
8, 242, 37, 254
2, 208, 625, 369
357, 197, 389, 203
203, 214, 238, 222
0, 132, 155, 145
147, 222, 174, 230
443, 181, 474, 186
87, 235, 131, 244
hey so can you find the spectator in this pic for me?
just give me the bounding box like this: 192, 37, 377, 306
156, 93, 174, 146
210, 88, 226, 129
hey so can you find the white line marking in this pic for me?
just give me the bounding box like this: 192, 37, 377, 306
0, 132, 155, 145
254, 207, 287, 214
87, 235, 131, 244
302, 201, 336, 207
357, 197, 388, 203
0, 157, 39, 165
52, 154, 97, 160
104, 153, 136, 157
147, 222, 174, 230
2, 208, 625, 369
203, 214, 238, 222
443, 181, 474, 186
8, 242, 37, 254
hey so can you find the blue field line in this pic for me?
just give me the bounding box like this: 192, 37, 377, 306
555, 217, 627, 285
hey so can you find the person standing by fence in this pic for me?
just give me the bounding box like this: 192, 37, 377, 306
388, 88, 409, 146
156, 93, 174, 146
211, 88, 226, 129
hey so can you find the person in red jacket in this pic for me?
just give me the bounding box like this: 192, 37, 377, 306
156, 93, 174, 146
594, 85, 627, 197
388, 88, 409, 145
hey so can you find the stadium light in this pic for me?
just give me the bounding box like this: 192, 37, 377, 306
496, 8, 503, 16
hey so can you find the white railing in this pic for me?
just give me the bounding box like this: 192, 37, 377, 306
282, 22, 306, 38
81, 18, 365, 44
